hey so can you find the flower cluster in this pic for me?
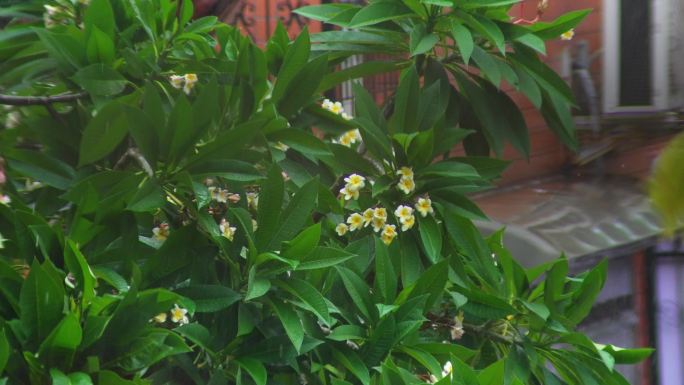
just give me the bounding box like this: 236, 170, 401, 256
208, 186, 239, 204
152, 304, 190, 325
394, 205, 415, 231
322, 98, 351, 120
397, 167, 416, 195
333, 129, 362, 147
152, 222, 170, 242
219, 218, 236, 241
169, 73, 198, 95
429, 361, 454, 384
340, 173, 365, 201
246, 192, 259, 211
561, 28, 575, 41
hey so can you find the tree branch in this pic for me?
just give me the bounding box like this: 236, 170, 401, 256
0, 92, 88, 106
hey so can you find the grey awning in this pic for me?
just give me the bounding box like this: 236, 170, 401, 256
473, 176, 663, 266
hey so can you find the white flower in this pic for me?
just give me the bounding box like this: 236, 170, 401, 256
415, 197, 434, 217
346, 213, 364, 231
373, 207, 387, 220
330, 101, 344, 115
561, 28, 575, 41
398, 167, 414, 179
380, 224, 397, 245
169, 75, 184, 89
152, 312, 167, 323
0, 195, 10, 205
341, 112, 352, 120
400, 215, 415, 231
170, 304, 189, 325
246, 192, 259, 210
5, 111, 20, 129
44, 4, 59, 16
362, 208, 374, 227
322, 99, 333, 110
340, 186, 359, 201
450, 313, 465, 340
152, 223, 170, 241
397, 176, 415, 195
274, 141, 289, 151
344, 174, 366, 192
394, 205, 414, 223
371, 216, 386, 233
219, 219, 236, 241
442, 361, 453, 378
183, 73, 198, 94
335, 223, 349, 236
216, 188, 231, 204
25, 180, 43, 192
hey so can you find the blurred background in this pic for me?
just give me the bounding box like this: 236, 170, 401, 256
198, 0, 684, 383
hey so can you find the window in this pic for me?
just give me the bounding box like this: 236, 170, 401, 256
602, 0, 673, 112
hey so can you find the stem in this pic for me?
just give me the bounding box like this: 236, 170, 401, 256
0, 92, 87, 106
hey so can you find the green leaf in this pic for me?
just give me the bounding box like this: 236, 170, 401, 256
333, 347, 370, 385
530, 9, 592, 40
255, 166, 284, 251
84, 0, 115, 37
265, 179, 318, 251
0, 328, 9, 375
319, 61, 403, 92
38, 312, 82, 368
451, 22, 474, 65
374, 238, 397, 303
5, 149, 75, 190
275, 278, 331, 326
272, 28, 311, 103
126, 178, 165, 212
471, 46, 501, 87
410, 28, 439, 56
86, 26, 115, 64
294, 4, 359, 22
418, 215, 442, 263
420, 160, 479, 179
175, 323, 212, 352
352, 82, 386, 130
72, 64, 126, 96
459, 12, 505, 53
269, 129, 332, 157
349, 2, 414, 27
186, 160, 263, 182
328, 324, 366, 341
336, 266, 377, 322
280, 223, 321, 261
567, 260, 606, 324
64, 240, 96, 306
20, 260, 65, 343
408, 260, 448, 310
277, 54, 329, 118
245, 267, 271, 301
298, 246, 355, 270
78, 101, 129, 166
175, 285, 241, 313
185, 16, 218, 33
236, 358, 267, 385
269, 298, 304, 352
390, 67, 420, 133
599, 344, 654, 364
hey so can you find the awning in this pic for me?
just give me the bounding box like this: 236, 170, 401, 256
473, 176, 663, 266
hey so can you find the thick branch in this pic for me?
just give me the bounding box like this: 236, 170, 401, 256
0, 92, 88, 106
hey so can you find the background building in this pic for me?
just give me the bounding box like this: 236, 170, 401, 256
198, 1, 684, 383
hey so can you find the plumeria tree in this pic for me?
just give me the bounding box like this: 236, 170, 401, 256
0, 0, 651, 384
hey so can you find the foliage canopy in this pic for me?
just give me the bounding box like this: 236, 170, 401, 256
0, 1, 650, 384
